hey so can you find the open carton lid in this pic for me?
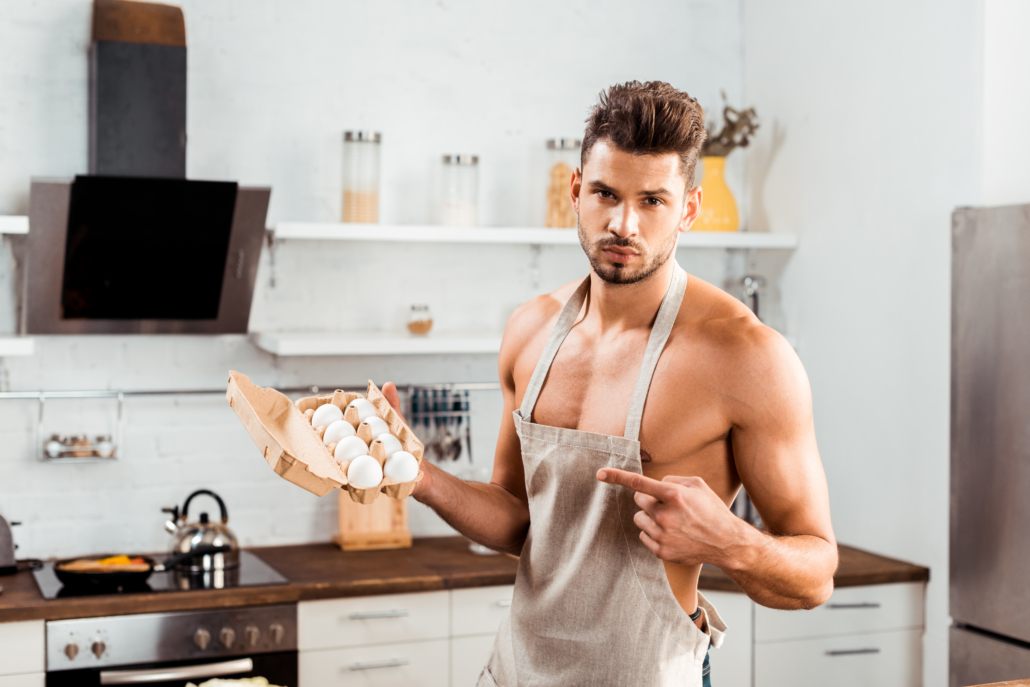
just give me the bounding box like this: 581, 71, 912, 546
226, 371, 424, 501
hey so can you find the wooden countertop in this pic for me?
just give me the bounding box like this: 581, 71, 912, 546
0, 538, 928, 623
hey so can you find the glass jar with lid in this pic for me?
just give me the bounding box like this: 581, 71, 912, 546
441, 154, 479, 227
545, 138, 581, 228
342, 131, 381, 223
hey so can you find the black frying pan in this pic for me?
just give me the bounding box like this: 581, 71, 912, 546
54, 545, 231, 590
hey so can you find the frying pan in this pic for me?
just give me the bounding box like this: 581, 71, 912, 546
54, 545, 232, 590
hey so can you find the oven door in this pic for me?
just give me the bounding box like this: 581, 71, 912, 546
46, 651, 297, 687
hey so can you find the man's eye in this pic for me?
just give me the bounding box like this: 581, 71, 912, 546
597, 190, 614, 198
644, 197, 662, 206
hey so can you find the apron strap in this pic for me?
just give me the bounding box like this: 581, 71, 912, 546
519, 277, 591, 419
623, 266, 688, 442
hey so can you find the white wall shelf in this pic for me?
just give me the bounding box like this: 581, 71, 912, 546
273, 222, 798, 249
0, 337, 34, 356
0, 216, 29, 235
251, 331, 502, 357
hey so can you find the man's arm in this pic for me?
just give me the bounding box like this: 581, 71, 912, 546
599, 327, 837, 610
382, 306, 535, 556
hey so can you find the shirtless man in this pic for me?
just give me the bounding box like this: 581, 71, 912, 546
384, 81, 837, 687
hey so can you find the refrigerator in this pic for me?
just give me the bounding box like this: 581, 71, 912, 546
951, 204, 1030, 686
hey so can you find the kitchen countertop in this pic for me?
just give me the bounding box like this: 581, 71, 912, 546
0, 537, 928, 623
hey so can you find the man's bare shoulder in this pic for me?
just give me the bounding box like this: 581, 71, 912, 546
498, 278, 583, 377
669, 274, 807, 417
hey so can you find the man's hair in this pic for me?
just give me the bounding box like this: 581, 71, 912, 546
582, 81, 707, 186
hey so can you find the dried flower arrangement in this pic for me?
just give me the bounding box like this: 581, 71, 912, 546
702, 98, 759, 157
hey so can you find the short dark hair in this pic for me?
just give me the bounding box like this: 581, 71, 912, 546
582, 81, 707, 186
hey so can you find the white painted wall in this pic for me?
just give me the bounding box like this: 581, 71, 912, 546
743, 2, 982, 685
0, 0, 747, 559
981, 0, 1030, 206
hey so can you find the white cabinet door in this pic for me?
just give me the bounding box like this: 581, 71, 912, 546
754, 628, 922, 687
704, 591, 753, 687
300, 639, 449, 687
299, 592, 450, 651
0, 622, 45, 676
451, 586, 513, 637
755, 583, 923, 643
450, 635, 494, 687
0, 675, 45, 687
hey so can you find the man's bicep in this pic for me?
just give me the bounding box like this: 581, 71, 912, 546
490, 329, 528, 504
730, 344, 834, 542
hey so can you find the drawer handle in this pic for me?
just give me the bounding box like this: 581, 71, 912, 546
348, 658, 410, 671
347, 610, 410, 620
827, 603, 881, 609
496, 600, 512, 608
825, 648, 881, 657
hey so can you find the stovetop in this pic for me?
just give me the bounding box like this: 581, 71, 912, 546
33, 550, 288, 599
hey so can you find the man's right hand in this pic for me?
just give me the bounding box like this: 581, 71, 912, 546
381, 381, 434, 498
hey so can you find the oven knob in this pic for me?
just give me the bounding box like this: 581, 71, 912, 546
193, 628, 211, 650
244, 626, 260, 647
219, 627, 236, 649
64, 643, 79, 660
269, 623, 285, 645
92, 641, 106, 658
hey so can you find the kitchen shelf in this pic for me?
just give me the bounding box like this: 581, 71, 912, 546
0, 337, 35, 356
273, 222, 798, 249
251, 331, 503, 357
0, 216, 29, 235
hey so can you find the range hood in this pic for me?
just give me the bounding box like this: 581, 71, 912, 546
23, 0, 269, 335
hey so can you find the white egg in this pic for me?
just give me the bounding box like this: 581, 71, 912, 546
347, 454, 384, 489
312, 403, 344, 427
384, 451, 419, 482
334, 435, 368, 463
347, 398, 378, 421
376, 433, 404, 457
361, 416, 390, 437
323, 420, 355, 446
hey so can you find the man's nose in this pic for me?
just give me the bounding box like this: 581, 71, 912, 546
609, 202, 639, 238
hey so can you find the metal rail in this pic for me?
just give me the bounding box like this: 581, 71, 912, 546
0, 381, 500, 400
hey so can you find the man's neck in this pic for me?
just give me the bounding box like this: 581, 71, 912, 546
585, 261, 677, 334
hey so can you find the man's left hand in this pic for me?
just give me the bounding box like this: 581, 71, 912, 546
597, 468, 745, 568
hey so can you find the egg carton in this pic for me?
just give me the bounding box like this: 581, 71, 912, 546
225, 371, 424, 502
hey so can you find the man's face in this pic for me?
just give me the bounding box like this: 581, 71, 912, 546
572, 139, 702, 285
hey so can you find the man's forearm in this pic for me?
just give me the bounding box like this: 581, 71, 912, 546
414, 463, 529, 555
718, 523, 838, 610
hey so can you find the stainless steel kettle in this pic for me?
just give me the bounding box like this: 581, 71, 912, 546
162, 489, 239, 572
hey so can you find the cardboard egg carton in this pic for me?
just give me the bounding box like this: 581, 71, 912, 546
225, 371, 424, 503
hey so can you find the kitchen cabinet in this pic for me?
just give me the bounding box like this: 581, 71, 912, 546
300, 639, 450, 687
0, 621, 44, 678
705, 590, 754, 687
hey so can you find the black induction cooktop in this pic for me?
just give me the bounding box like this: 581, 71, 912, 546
32, 551, 288, 599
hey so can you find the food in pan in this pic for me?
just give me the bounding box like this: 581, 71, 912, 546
58, 555, 149, 572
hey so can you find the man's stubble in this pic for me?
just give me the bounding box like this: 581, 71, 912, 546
577, 217, 680, 286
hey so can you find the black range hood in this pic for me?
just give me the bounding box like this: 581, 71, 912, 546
23, 0, 269, 335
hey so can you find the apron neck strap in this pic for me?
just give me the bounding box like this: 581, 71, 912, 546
519, 265, 689, 439
519, 276, 591, 419
622, 265, 687, 442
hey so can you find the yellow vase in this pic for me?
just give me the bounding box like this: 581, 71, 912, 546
694, 156, 739, 232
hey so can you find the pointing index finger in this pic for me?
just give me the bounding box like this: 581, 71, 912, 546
597, 468, 676, 501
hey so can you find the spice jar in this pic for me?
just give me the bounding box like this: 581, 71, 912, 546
342, 131, 381, 223
407, 304, 433, 336
441, 155, 478, 227
545, 138, 581, 228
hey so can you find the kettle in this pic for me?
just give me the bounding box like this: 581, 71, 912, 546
162, 489, 239, 572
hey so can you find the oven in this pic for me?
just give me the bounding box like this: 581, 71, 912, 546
45, 604, 297, 687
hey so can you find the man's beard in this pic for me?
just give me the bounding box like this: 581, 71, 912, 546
578, 219, 679, 285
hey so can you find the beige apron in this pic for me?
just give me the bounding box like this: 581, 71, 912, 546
478, 265, 727, 687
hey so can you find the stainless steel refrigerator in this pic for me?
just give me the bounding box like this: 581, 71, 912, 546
951, 204, 1030, 686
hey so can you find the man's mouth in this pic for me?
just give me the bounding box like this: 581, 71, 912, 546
602, 248, 639, 264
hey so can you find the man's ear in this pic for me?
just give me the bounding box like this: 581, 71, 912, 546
571, 167, 582, 214
680, 185, 703, 232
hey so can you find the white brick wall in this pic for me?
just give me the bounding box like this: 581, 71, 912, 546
0, 0, 750, 559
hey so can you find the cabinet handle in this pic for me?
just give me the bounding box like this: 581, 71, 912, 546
496, 599, 512, 608
347, 610, 410, 620
348, 658, 410, 671
825, 648, 881, 657
827, 602, 881, 609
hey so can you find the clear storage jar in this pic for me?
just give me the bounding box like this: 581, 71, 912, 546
441, 154, 479, 227
342, 131, 381, 223
545, 138, 581, 228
